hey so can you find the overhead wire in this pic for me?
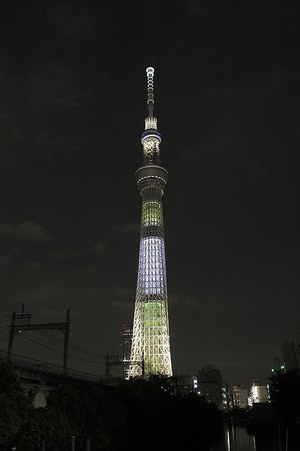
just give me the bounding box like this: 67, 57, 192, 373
17, 333, 105, 365
1, 310, 107, 359
34, 312, 108, 358
0, 310, 115, 369
35, 330, 106, 358
0, 311, 10, 317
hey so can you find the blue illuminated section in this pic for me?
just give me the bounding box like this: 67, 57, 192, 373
141, 131, 162, 143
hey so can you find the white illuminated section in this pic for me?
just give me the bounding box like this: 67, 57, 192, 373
146, 67, 155, 114
145, 117, 157, 130
143, 138, 159, 155
137, 236, 165, 295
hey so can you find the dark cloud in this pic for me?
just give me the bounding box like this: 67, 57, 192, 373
93, 243, 107, 253
111, 223, 140, 234
0, 221, 50, 242
0, 255, 13, 266
50, 249, 83, 261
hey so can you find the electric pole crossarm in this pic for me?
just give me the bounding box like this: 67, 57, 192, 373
13, 323, 67, 333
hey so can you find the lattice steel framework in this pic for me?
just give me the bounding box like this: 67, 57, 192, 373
129, 68, 172, 377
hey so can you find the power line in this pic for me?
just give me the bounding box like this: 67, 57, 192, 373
2, 310, 107, 362
0, 311, 10, 317
36, 330, 106, 358
0, 347, 100, 378
17, 333, 105, 365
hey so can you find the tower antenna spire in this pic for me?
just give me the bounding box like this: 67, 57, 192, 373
146, 67, 155, 117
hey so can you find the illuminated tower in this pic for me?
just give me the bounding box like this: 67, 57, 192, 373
129, 67, 172, 377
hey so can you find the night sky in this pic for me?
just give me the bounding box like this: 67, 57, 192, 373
0, 1, 299, 387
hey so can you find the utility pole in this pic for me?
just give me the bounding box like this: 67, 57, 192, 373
63, 309, 70, 375
7, 311, 31, 360
105, 353, 111, 378
7, 312, 16, 361
7, 308, 71, 373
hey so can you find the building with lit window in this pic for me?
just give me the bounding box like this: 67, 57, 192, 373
120, 324, 132, 379
232, 384, 249, 409
197, 365, 223, 409
249, 380, 270, 405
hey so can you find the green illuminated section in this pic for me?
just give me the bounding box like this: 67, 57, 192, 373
142, 201, 162, 227
143, 300, 168, 374
143, 300, 164, 327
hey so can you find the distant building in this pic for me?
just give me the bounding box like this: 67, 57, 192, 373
232, 384, 248, 408
227, 393, 233, 410
197, 365, 223, 409
249, 380, 270, 405
120, 324, 132, 379
282, 342, 298, 371
175, 374, 194, 396
221, 383, 229, 411
280, 328, 300, 371
271, 356, 285, 375
192, 375, 198, 392
295, 328, 300, 367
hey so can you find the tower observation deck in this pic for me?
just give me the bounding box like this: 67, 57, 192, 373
129, 68, 172, 377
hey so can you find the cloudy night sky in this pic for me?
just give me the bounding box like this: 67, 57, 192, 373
0, 1, 299, 386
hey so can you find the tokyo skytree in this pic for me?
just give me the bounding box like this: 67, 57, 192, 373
129, 67, 172, 377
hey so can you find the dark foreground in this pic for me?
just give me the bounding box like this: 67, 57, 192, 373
0, 359, 222, 450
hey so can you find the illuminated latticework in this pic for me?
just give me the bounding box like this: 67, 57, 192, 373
129, 67, 172, 377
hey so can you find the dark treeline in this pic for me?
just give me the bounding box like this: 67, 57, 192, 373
0, 359, 222, 450
245, 369, 300, 451
268, 369, 300, 450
